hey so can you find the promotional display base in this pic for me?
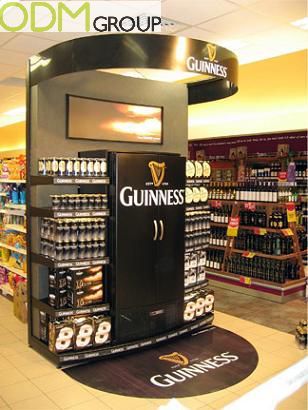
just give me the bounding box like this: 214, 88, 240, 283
64, 326, 258, 398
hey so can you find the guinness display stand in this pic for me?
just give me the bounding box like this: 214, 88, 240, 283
26, 34, 238, 366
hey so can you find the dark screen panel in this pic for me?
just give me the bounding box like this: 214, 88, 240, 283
67, 95, 162, 144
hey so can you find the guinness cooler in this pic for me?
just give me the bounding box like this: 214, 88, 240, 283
80, 151, 186, 344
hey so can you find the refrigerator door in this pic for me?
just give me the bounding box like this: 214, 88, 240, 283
114, 152, 159, 341
155, 154, 185, 313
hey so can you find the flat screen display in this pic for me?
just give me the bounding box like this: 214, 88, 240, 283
67, 95, 162, 144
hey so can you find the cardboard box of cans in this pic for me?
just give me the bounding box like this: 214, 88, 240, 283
40, 218, 107, 261
48, 265, 104, 308
47, 314, 111, 353
184, 288, 214, 322
185, 250, 206, 287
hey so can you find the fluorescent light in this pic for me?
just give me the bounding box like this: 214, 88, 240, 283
3, 107, 26, 117
291, 17, 308, 30
219, 39, 248, 51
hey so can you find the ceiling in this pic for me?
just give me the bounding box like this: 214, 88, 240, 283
0, 0, 307, 128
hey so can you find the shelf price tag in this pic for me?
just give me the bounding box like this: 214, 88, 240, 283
240, 276, 252, 285
253, 228, 267, 235
211, 200, 222, 208
286, 203, 297, 223
242, 251, 256, 258
278, 171, 287, 182
282, 228, 294, 236
244, 202, 256, 211
227, 217, 239, 237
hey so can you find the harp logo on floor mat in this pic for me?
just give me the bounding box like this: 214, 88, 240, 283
159, 352, 189, 366
150, 351, 239, 388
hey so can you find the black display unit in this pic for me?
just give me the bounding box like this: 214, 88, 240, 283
25, 34, 238, 367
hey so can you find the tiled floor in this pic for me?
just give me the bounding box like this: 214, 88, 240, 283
0, 295, 307, 410
210, 282, 307, 333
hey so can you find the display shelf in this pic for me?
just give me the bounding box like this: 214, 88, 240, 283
239, 225, 286, 233
0, 193, 7, 197
31, 253, 109, 268
210, 222, 228, 227
209, 199, 297, 206
0, 262, 27, 278
0, 208, 26, 216
206, 268, 306, 302
0, 283, 13, 296
0, 242, 27, 255
184, 280, 209, 294
5, 204, 26, 210
231, 248, 302, 260
186, 204, 210, 212
30, 175, 110, 185
4, 224, 26, 233
32, 298, 110, 319
186, 178, 210, 185
29, 314, 214, 367
210, 222, 286, 233
30, 207, 110, 218
208, 244, 225, 250
185, 244, 209, 253
0, 179, 26, 184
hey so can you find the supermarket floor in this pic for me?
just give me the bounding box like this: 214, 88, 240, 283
0, 296, 306, 410
210, 283, 307, 333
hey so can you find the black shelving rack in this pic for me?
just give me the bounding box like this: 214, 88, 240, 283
27, 174, 113, 366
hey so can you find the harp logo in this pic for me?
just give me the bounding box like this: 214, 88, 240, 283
159, 352, 189, 366
207, 44, 217, 62
148, 161, 166, 188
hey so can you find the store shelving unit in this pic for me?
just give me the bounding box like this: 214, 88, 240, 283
0, 178, 27, 298
204, 153, 307, 302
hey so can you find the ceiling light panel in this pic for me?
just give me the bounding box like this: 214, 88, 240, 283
2, 34, 57, 55
198, 8, 279, 37
174, 27, 223, 43
247, 0, 307, 24
162, 0, 239, 25
291, 17, 308, 30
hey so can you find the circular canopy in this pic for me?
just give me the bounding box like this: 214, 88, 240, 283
28, 34, 238, 104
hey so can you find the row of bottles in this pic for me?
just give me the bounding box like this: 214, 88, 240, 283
205, 249, 224, 271
239, 209, 289, 229
226, 255, 300, 283
236, 182, 278, 202
234, 231, 294, 255
210, 205, 232, 224
208, 183, 236, 201
209, 227, 227, 247
245, 161, 281, 179
185, 213, 210, 234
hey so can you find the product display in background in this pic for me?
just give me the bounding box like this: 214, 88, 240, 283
0, 155, 26, 181
190, 134, 307, 299
0, 155, 27, 319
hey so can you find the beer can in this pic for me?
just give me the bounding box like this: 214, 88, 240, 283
38, 158, 46, 175
87, 159, 94, 176
46, 158, 52, 175
80, 159, 88, 176
58, 158, 66, 176
100, 158, 107, 176
73, 158, 81, 176
66, 158, 74, 176
51, 157, 59, 176
93, 159, 101, 176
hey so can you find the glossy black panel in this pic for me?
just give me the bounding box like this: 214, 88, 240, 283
28, 34, 238, 104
